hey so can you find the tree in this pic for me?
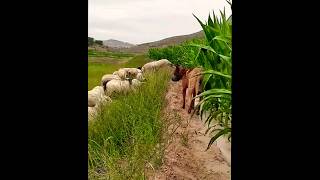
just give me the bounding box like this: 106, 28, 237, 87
95, 40, 103, 46
88, 37, 94, 46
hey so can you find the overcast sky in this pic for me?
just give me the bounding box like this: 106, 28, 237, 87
89, 0, 232, 45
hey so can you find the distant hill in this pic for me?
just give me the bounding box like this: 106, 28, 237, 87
112, 30, 204, 53
88, 45, 110, 52
103, 39, 135, 48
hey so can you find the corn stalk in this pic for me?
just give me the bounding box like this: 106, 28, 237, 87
192, 0, 232, 150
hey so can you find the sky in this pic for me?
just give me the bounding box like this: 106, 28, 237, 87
89, 0, 232, 45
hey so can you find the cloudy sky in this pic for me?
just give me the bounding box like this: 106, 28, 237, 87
89, 0, 232, 45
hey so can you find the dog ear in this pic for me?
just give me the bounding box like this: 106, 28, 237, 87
180, 68, 187, 75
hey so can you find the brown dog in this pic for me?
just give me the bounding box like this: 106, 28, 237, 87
172, 65, 203, 114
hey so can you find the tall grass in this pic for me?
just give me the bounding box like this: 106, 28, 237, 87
88, 68, 172, 179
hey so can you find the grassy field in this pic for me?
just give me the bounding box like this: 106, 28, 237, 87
88, 49, 134, 58
88, 50, 151, 90
88, 68, 172, 179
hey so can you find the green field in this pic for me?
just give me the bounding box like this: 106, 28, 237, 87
88, 50, 151, 90
88, 49, 134, 58
88, 68, 172, 179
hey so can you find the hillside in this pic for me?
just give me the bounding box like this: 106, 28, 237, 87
109, 30, 204, 53
103, 39, 135, 48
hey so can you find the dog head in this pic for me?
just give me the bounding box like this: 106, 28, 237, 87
197, 76, 203, 95
171, 65, 187, 81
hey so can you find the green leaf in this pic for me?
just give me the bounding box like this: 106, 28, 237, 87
192, 70, 231, 79
190, 44, 231, 63
193, 14, 213, 41
195, 89, 231, 99
212, 36, 232, 50
208, 128, 223, 135
205, 126, 214, 135
194, 95, 224, 108
205, 112, 214, 125
208, 13, 214, 27
226, 0, 232, 7
203, 74, 213, 89
206, 128, 231, 150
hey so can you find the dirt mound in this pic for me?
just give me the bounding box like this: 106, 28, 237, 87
149, 80, 230, 180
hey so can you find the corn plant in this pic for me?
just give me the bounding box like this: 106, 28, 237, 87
192, 1, 232, 150
148, 38, 206, 68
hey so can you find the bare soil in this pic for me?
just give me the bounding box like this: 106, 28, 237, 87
148, 80, 230, 180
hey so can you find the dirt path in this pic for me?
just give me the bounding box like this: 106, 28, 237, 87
149, 80, 231, 180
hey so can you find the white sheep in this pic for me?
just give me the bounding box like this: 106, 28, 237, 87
88, 86, 112, 107
112, 69, 127, 80
104, 79, 141, 96
156, 59, 173, 68
142, 59, 173, 73
113, 68, 144, 81
101, 74, 121, 91
142, 61, 158, 73
125, 68, 145, 81
136, 72, 145, 81
112, 71, 118, 76
131, 79, 142, 88
88, 93, 97, 107
88, 106, 97, 121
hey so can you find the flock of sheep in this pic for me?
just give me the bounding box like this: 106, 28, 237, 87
88, 59, 174, 121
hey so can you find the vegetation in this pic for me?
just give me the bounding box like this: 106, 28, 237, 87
147, 1, 232, 149
148, 38, 206, 68
192, 1, 232, 149
88, 37, 105, 47
88, 68, 172, 179
88, 37, 95, 46
95, 40, 103, 46
88, 54, 150, 90
88, 49, 134, 59
87, 2, 232, 178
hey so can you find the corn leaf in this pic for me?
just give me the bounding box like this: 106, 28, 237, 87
206, 128, 231, 150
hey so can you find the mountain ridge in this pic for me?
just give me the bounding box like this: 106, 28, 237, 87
110, 30, 204, 53
103, 39, 135, 48
89, 30, 204, 53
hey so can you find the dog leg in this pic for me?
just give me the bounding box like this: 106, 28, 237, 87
194, 79, 201, 115
195, 98, 200, 115
188, 88, 196, 113
182, 86, 187, 109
